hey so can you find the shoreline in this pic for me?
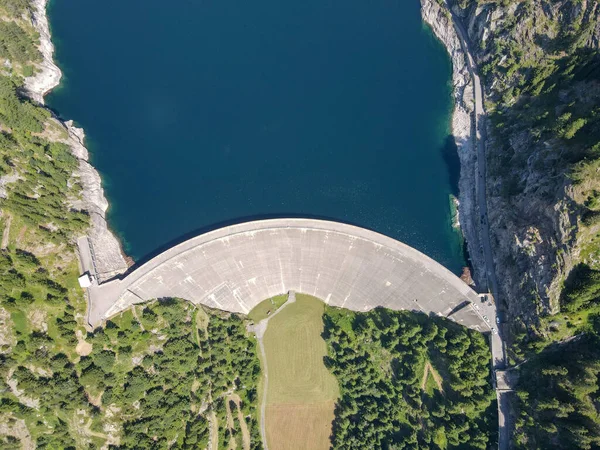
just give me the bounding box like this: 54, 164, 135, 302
25, 0, 129, 281
28, 0, 484, 286
420, 0, 486, 288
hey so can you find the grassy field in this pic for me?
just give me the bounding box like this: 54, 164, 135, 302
248, 294, 288, 323
263, 294, 339, 450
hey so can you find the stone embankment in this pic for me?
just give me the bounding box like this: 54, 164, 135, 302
420, 0, 485, 288
25, 0, 129, 281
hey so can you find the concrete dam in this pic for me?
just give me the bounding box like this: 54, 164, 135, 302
81, 218, 489, 331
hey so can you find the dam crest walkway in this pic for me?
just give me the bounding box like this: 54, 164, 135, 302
80, 219, 489, 332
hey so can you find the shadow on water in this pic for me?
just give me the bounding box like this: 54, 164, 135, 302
120, 212, 373, 277
441, 134, 476, 278
109, 140, 470, 280
112, 133, 471, 279
441, 134, 461, 198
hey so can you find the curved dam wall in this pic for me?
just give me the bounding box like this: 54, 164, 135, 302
86, 219, 488, 331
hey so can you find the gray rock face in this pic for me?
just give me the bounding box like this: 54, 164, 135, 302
24, 0, 129, 280
22, 0, 62, 104
420, 0, 485, 287
453, 0, 600, 319
65, 123, 129, 280
86, 219, 490, 333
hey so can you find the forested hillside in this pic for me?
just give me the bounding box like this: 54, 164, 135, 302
513, 318, 600, 449
445, 0, 600, 447
3, 298, 262, 448
323, 308, 496, 449
0, 2, 261, 447
452, 0, 600, 347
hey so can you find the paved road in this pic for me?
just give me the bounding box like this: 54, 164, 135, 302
445, 5, 510, 449
472, 294, 503, 368
447, 3, 500, 311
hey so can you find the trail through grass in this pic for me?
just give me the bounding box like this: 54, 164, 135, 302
262, 294, 338, 450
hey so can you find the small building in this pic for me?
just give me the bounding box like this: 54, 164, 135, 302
78, 272, 93, 289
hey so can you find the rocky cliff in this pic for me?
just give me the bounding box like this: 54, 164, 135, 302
424, 0, 600, 335
420, 0, 486, 289
25, 0, 129, 281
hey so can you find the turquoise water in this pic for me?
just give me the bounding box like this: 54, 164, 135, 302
47, 0, 465, 272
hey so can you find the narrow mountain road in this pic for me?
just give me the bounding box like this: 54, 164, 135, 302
443, 3, 510, 449
447, 4, 500, 316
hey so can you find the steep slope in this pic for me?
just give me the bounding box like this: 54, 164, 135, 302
446, 0, 600, 344
421, 2, 600, 447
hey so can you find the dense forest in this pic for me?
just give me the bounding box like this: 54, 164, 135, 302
3, 298, 262, 448
513, 316, 600, 449
323, 308, 496, 449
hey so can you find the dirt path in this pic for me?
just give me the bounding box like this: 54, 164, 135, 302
228, 394, 251, 450
420, 362, 444, 393
16, 225, 26, 245
71, 411, 118, 448
195, 308, 209, 348
250, 290, 296, 450
131, 307, 145, 331
225, 399, 236, 450
1, 212, 11, 249
0, 415, 33, 450
75, 330, 93, 356
208, 411, 219, 450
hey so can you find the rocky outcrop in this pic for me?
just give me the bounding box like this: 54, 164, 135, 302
420, 0, 486, 287
22, 0, 61, 104
65, 122, 130, 280
437, 0, 600, 323
24, 0, 129, 281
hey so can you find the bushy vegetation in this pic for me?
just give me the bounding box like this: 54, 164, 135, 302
0, 75, 89, 243
323, 308, 496, 449
0, 0, 34, 17
0, 75, 48, 131
0, 20, 40, 65
2, 298, 262, 448
0, 248, 74, 317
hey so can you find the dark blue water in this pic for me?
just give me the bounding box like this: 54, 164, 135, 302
47, 0, 465, 271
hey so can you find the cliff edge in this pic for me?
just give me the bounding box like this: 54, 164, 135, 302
420, 0, 486, 288
428, 0, 600, 344
24, 0, 129, 281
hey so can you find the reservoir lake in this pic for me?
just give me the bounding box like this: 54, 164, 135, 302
47, 0, 466, 272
